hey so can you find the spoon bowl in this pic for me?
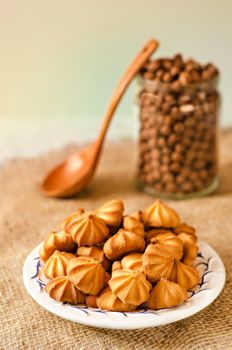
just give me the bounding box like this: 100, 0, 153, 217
42, 39, 159, 198
42, 144, 95, 197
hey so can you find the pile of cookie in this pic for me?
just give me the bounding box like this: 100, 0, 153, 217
40, 199, 200, 311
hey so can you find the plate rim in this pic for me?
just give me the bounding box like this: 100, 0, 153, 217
23, 240, 226, 329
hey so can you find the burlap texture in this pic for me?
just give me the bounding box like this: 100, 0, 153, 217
0, 130, 232, 350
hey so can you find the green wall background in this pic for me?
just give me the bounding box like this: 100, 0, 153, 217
0, 0, 231, 126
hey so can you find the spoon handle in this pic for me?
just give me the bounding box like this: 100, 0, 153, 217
93, 38, 159, 159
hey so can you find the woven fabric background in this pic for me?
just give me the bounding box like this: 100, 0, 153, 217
0, 131, 232, 350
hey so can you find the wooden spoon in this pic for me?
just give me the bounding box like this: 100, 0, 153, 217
42, 39, 159, 197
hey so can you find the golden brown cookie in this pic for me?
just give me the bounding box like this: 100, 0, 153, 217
86, 295, 98, 308
60, 208, 85, 232
45, 276, 85, 304
109, 269, 152, 305
130, 210, 143, 221
142, 243, 174, 282
146, 278, 187, 309
170, 261, 200, 290
173, 222, 196, 236
142, 200, 180, 228
104, 271, 111, 285
43, 251, 76, 279
96, 287, 137, 311
67, 256, 106, 295
77, 246, 110, 270
103, 229, 145, 260
178, 233, 198, 266
95, 199, 124, 226
145, 228, 173, 244
39, 231, 76, 262
112, 261, 122, 271
64, 212, 109, 246
121, 253, 143, 272
151, 232, 183, 261
122, 216, 145, 237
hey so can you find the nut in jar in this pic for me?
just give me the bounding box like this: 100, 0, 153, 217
137, 54, 220, 198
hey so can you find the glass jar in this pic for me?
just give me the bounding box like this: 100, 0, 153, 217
137, 72, 220, 199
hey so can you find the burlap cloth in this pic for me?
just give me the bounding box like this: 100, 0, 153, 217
0, 129, 232, 350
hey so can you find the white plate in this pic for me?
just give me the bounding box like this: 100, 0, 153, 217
23, 240, 225, 329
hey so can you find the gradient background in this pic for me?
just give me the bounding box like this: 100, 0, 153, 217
1, 0, 231, 158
